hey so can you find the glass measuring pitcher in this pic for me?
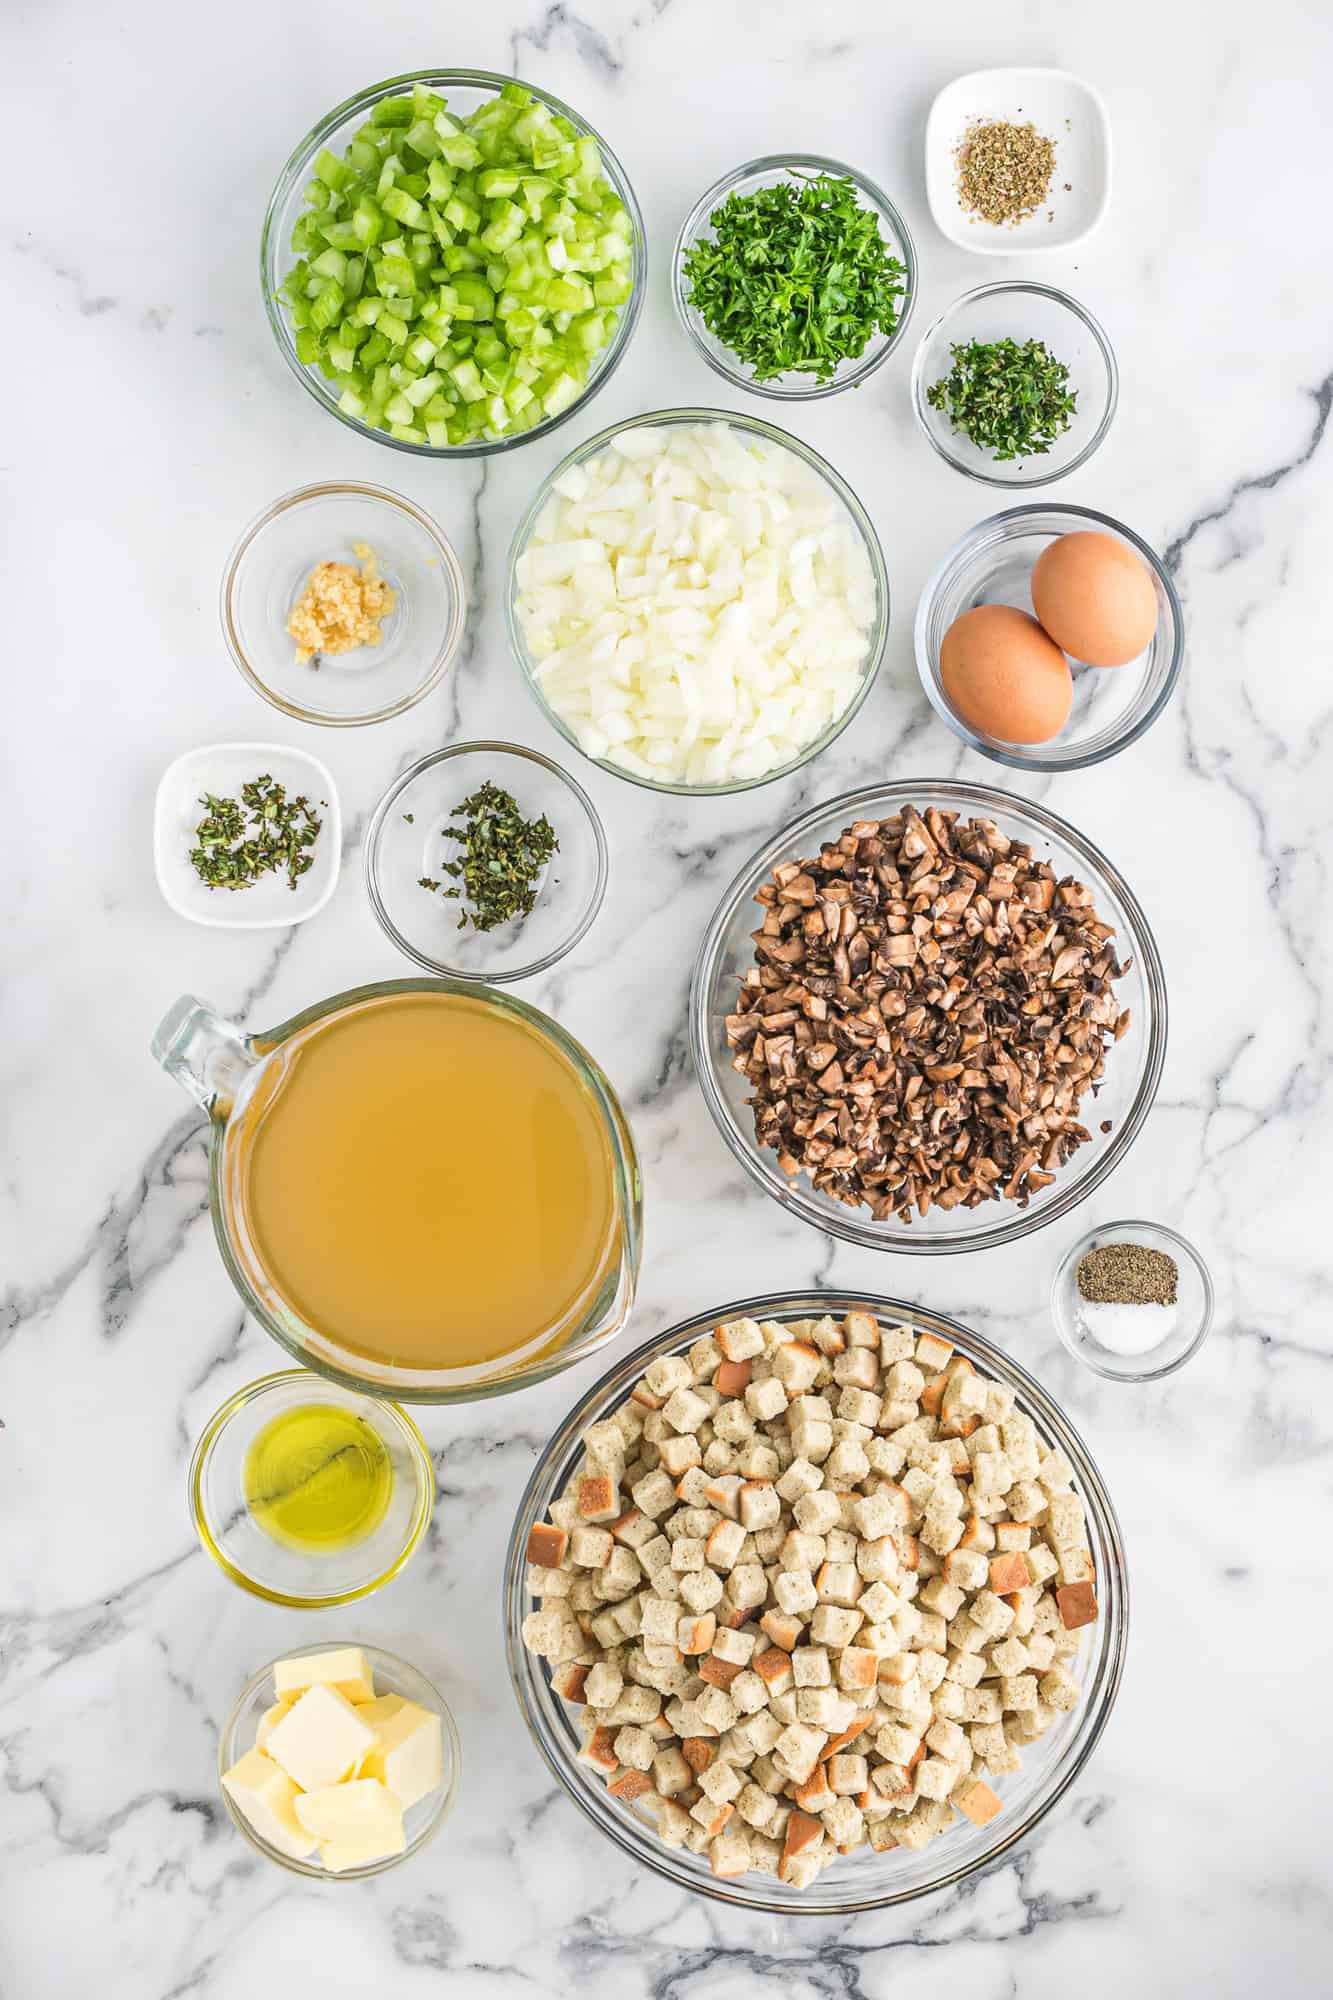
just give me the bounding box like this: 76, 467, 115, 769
152, 978, 642, 1405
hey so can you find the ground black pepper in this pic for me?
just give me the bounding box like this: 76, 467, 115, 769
1077, 1242, 1178, 1307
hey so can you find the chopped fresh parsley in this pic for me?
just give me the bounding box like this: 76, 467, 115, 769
682, 171, 908, 385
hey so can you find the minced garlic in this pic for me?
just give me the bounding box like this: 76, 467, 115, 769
287, 543, 395, 665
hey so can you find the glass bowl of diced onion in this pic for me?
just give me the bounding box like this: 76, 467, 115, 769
261, 69, 645, 458
504, 408, 891, 793
503, 1292, 1128, 1913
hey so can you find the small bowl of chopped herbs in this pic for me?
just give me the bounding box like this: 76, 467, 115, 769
364, 742, 608, 983
911, 282, 1117, 487
153, 744, 341, 929
672, 155, 916, 400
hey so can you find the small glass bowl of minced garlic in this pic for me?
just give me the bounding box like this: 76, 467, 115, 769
220, 481, 466, 726
189, 1372, 435, 1605
1051, 1220, 1214, 1381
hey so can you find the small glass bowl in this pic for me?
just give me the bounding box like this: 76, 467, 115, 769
218, 1641, 460, 1879
221, 482, 466, 726
189, 1371, 434, 1606
364, 742, 608, 982
689, 777, 1167, 1256
261, 69, 644, 460
911, 283, 1117, 487
506, 407, 890, 795
672, 155, 917, 400
506, 1292, 1128, 1912
1052, 1220, 1215, 1381
915, 503, 1184, 773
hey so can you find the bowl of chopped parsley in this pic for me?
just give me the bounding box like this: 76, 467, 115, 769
672, 154, 916, 400
911, 281, 1117, 487
364, 741, 608, 983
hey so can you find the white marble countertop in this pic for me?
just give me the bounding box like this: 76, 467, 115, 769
5, 1, 1332, 1993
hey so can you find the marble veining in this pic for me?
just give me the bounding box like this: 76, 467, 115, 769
4, 0, 1332, 1993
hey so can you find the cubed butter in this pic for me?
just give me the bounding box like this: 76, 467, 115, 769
264, 1683, 376, 1793
354, 1694, 407, 1732
273, 1646, 376, 1704
221, 1748, 317, 1861
255, 1698, 295, 1750
360, 1700, 444, 1810
293, 1778, 405, 1872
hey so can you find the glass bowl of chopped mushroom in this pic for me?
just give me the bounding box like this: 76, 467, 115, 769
910, 283, 1117, 488
364, 741, 609, 982
505, 1292, 1128, 1911
671, 155, 917, 401
689, 781, 1167, 1255
221, 482, 466, 725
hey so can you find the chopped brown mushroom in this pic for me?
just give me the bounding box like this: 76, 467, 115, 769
725, 808, 1131, 1223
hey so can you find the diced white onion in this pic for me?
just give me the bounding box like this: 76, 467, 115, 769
514, 421, 877, 786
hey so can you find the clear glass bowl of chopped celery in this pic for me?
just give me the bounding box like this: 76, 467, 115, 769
262, 70, 645, 457
672, 155, 917, 401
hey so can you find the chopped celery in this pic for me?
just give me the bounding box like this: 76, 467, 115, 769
280, 81, 635, 444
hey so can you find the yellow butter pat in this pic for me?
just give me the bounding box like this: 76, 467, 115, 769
360, 1699, 444, 1810
273, 1646, 376, 1704
354, 1694, 406, 1732
294, 1777, 405, 1871
256, 1698, 295, 1750
264, 1683, 377, 1793
221, 1748, 317, 1861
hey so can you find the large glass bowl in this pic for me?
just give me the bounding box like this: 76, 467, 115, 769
672, 155, 917, 401
505, 407, 890, 794
915, 505, 1184, 773
504, 1292, 1129, 1913
689, 780, 1167, 1254
261, 69, 645, 460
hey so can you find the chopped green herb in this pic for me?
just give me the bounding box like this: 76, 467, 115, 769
682, 171, 907, 385
188, 775, 322, 892
402, 812, 414, 823
926, 337, 1076, 460
419, 779, 558, 932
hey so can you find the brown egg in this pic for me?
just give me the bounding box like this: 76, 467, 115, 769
939, 605, 1073, 745
1030, 531, 1158, 668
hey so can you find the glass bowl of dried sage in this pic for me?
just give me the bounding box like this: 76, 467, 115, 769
364, 742, 608, 983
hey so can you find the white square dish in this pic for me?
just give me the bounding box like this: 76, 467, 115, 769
153, 742, 341, 928
925, 68, 1111, 255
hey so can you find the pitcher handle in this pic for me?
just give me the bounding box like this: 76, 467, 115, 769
151, 994, 258, 1118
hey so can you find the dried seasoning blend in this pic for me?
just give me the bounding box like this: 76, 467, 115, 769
1076, 1241, 1180, 1355
955, 119, 1058, 227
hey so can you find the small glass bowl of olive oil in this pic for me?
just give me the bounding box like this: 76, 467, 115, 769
190, 1372, 434, 1606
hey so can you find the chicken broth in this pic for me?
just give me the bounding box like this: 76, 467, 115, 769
223, 992, 619, 1373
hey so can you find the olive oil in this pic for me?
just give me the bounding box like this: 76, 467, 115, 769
223, 992, 620, 1375
243, 1403, 394, 1552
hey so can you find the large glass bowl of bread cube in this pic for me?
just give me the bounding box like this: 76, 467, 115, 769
504, 1292, 1127, 1912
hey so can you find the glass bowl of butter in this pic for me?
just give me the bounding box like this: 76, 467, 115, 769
218, 1642, 460, 1878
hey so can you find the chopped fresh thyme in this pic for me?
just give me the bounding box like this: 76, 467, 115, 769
682, 171, 908, 384
926, 337, 1077, 460
188, 776, 322, 892
419, 779, 558, 933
